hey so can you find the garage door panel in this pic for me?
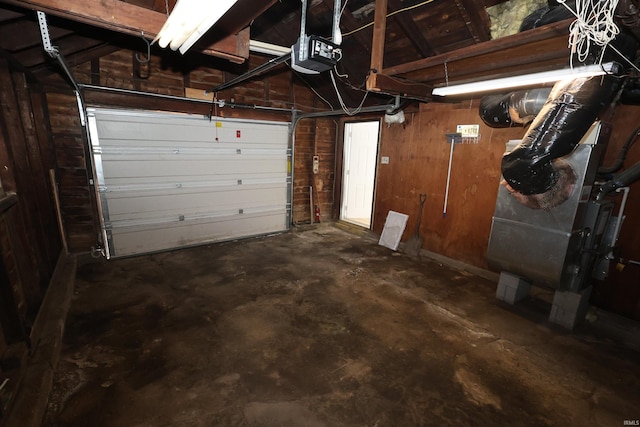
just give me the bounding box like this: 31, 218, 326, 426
101, 158, 288, 178
105, 186, 287, 219
102, 173, 286, 188
88, 108, 291, 258
95, 140, 287, 152
95, 113, 289, 145
110, 210, 286, 257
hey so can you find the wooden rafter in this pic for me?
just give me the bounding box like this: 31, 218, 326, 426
382, 19, 572, 78
388, 0, 435, 58
453, 0, 491, 43
2, 0, 276, 63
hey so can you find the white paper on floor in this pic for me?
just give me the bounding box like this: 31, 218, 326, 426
378, 210, 408, 251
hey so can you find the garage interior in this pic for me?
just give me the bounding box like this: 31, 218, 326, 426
1, 0, 640, 425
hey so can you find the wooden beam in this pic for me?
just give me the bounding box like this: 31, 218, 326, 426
382, 19, 572, 77
4, 0, 251, 63
366, 0, 388, 92
82, 85, 289, 122
368, 72, 432, 101
151, 0, 172, 13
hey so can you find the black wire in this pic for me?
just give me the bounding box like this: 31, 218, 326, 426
598, 125, 640, 175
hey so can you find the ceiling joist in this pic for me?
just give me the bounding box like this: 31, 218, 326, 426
2, 0, 274, 63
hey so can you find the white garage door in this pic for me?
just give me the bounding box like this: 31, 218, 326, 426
87, 108, 291, 258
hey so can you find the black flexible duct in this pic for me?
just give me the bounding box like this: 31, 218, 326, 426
498, 23, 636, 197
501, 74, 621, 195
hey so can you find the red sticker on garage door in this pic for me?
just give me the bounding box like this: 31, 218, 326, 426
236, 130, 241, 138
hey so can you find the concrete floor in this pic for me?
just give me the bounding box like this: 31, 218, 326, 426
43, 224, 640, 427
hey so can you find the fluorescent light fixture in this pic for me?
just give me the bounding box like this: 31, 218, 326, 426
155, 0, 238, 54
249, 40, 291, 56
431, 62, 616, 96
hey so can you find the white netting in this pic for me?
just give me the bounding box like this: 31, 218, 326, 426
557, 0, 620, 65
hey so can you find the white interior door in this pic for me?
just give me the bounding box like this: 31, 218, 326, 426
341, 121, 379, 228
87, 108, 291, 258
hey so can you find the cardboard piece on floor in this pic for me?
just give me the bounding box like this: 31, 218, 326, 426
378, 211, 408, 251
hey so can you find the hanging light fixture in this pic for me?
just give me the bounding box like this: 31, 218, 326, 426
154, 0, 239, 54
431, 62, 617, 97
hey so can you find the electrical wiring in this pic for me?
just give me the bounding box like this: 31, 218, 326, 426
557, 0, 620, 66
341, 0, 437, 38
340, 0, 349, 17
333, 65, 373, 92
288, 62, 336, 110
330, 69, 369, 115
332, 50, 350, 78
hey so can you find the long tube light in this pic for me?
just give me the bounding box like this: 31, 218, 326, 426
155, 0, 238, 54
432, 62, 617, 96
249, 40, 291, 56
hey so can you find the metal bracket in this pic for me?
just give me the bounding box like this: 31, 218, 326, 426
36, 11, 58, 58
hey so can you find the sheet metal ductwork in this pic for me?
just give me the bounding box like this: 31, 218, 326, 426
480, 88, 551, 128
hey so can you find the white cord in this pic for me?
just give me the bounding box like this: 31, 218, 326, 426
288, 63, 335, 110
332, 50, 349, 78
340, 0, 349, 16
330, 70, 369, 116
609, 43, 640, 73
558, 0, 620, 66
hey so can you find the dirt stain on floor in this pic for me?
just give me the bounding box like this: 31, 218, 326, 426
44, 225, 640, 426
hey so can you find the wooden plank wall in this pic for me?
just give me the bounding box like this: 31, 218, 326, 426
374, 101, 524, 268
0, 53, 61, 415
0, 56, 61, 315
374, 101, 640, 320
42, 50, 335, 249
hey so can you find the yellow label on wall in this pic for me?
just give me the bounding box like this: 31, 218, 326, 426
216, 122, 223, 128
